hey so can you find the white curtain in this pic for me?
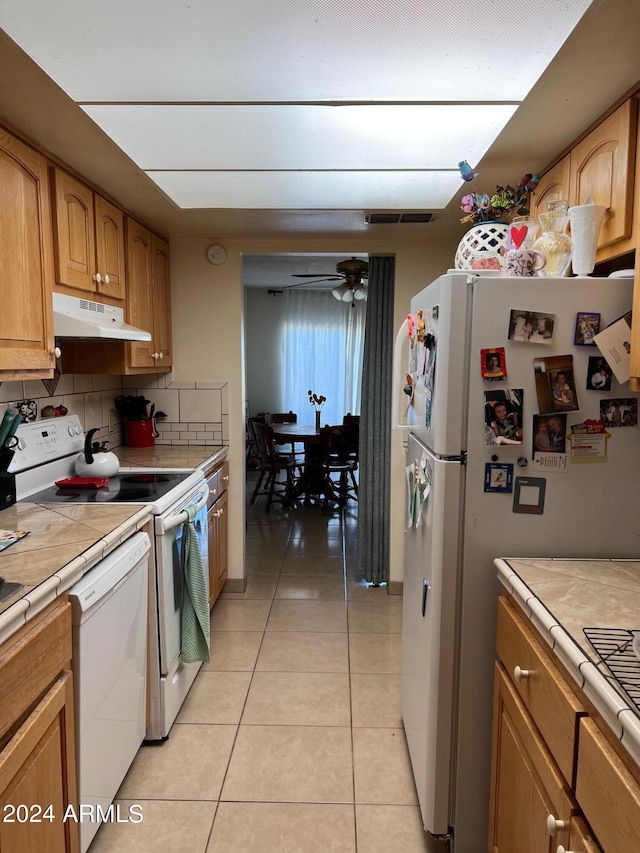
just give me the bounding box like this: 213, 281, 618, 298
281, 289, 366, 425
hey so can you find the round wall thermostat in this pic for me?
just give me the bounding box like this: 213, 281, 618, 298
207, 244, 227, 265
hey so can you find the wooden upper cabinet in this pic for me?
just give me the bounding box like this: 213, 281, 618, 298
0, 129, 55, 378
126, 218, 155, 368
94, 194, 126, 300
569, 98, 638, 248
151, 234, 172, 367
52, 168, 126, 300
60, 221, 171, 375
530, 155, 571, 220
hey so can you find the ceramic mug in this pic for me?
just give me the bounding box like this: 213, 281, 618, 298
504, 248, 546, 277
471, 251, 502, 272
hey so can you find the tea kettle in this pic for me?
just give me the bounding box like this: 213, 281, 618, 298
75, 428, 120, 477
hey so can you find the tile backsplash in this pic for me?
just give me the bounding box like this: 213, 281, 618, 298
0, 373, 229, 448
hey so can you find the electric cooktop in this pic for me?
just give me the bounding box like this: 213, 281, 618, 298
26, 471, 195, 504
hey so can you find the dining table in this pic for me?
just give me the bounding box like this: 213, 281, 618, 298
271, 422, 325, 506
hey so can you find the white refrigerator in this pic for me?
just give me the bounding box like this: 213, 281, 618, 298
395, 271, 640, 852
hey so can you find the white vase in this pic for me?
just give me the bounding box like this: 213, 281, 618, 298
454, 221, 509, 270
568, 204, 607, 275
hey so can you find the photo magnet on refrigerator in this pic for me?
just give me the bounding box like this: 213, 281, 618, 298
481, 347, 506, 381
574, 312, 600, 345
484, 389, 523, 445
484, 463, 514, 493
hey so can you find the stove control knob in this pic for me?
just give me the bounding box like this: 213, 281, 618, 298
16, 437, 26, 451
68, 426, 75, 436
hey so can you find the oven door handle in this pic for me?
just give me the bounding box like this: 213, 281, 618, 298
154, 486, 209, 535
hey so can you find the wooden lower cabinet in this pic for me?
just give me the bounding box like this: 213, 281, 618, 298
489, 595, 640, 853
0, 600, 78, 853
0, 674, 78, 853
206, 460, 229, 608
565, 816, 603, 853
489, 663, 576, 853
208, 488, 228, 607
575, 718, 640, 853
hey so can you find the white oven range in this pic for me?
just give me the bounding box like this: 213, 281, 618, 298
11, 414, 210, 741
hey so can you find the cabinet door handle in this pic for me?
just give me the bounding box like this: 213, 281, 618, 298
546, 815, 567, 836
50, 346, 62, 358
158, 352, 164, 359
92, 272, 102, 284
152, 352, 159, 360
556, 846, 573, 853
103, 274, 110, 285
514, 665, 530, 683
222, 475, 229, 483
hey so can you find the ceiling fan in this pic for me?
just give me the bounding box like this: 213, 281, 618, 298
289, 257, 369, 302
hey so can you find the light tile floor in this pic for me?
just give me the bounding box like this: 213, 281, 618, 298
90, 487, 442, 852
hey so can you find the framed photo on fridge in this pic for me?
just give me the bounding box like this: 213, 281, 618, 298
574, 312, 600, 346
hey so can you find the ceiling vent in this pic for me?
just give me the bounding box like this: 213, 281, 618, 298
365, 212, 434, 225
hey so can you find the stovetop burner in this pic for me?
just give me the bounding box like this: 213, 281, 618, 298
26, 471, 194, 505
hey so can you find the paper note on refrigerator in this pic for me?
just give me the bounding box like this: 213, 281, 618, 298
593, 311, 632, 384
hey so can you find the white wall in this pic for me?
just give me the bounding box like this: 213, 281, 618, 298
244, 288, 286, 415
171, 232, 461, 587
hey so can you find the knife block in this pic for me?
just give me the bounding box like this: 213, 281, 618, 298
0, 472, 16, 511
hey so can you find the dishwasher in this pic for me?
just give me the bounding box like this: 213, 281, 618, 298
69, 531, 150, 853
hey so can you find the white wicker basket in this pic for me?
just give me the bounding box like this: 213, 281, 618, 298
454, 221, 509, 270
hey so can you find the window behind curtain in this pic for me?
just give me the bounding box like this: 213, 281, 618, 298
281, 289, 366, 425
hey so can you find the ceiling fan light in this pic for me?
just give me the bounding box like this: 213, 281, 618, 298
331, 287, 344, 300
341, 288, 354, 302
354, 286, 367, 301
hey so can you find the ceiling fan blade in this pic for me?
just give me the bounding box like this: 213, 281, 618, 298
291, 273, 341, 278
285, 277, 342, 288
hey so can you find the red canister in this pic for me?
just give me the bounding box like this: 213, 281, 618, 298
125, 419, 154, 448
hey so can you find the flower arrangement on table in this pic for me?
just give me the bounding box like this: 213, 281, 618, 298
458, 160, 539, 225
308, 390, 326, 411
308, 390, 326, 428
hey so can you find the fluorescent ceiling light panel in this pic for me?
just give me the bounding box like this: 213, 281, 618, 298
0, 0, 594, 102
81, 104, 518, 170
145, 170, 462, 210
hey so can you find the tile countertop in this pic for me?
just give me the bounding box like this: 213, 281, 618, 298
116, 444, 227, 471
0, 501, 151, 645
0, 445, 228, 648
495, 557, 640, 769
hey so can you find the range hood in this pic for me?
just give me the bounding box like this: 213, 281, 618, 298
53, 293, 152, 341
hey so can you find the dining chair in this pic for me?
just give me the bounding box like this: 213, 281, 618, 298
320, 424, 359, 511
339, 415, 360, 498
245, 412, 267, 468
267, 411, 297, 425
248, 419, 298, 512
266, 411, 304, 468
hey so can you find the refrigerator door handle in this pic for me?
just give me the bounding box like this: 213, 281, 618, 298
392, 318, 412, 431
421, 578, 430, 617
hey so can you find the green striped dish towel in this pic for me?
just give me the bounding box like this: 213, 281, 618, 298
181, 504, 210, 663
